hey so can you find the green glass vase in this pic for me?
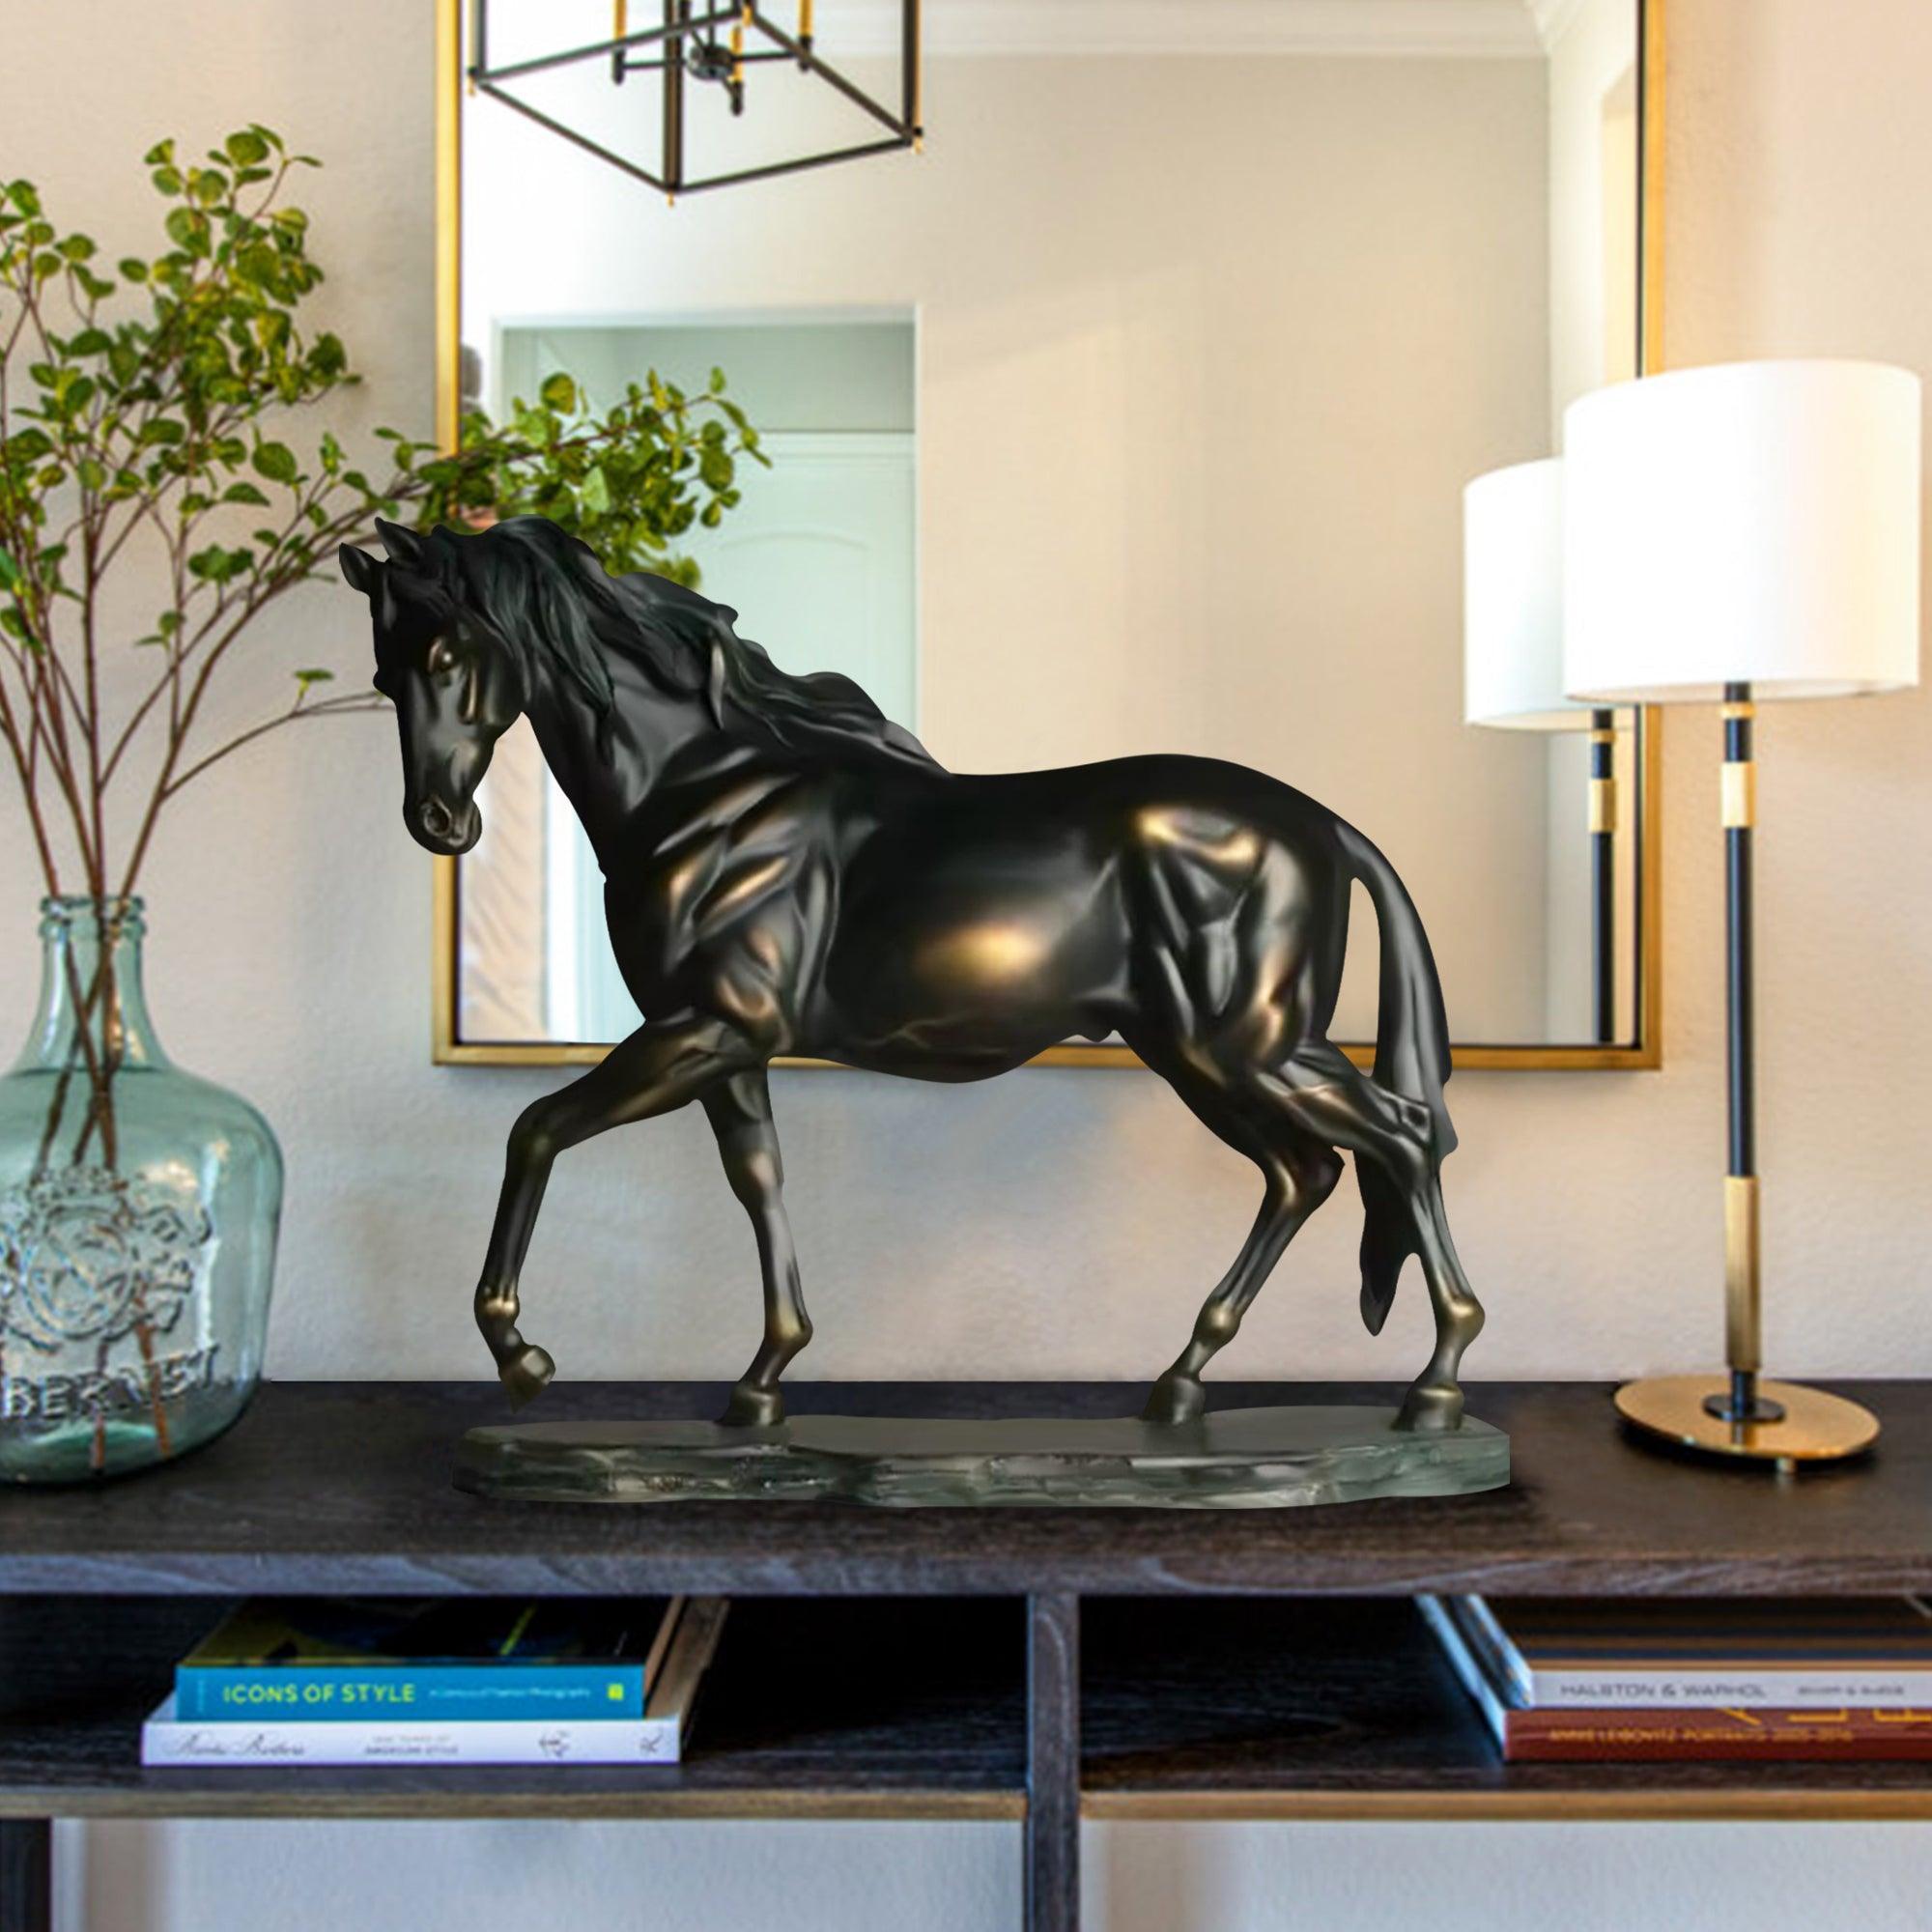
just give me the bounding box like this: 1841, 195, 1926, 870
0, 897, 282, 1482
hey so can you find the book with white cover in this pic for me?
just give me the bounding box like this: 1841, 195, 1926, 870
143, 1598, 728, 1768
1458, 1596, 1932, 1709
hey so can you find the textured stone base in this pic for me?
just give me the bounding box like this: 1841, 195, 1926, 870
455, 1406, 1510, 1508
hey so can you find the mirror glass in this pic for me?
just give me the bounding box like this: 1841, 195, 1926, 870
448, 0, 1652, 1058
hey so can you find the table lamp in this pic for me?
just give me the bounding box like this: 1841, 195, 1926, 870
1464, 456, 1624, 1042
1563, 358, 1921, 1464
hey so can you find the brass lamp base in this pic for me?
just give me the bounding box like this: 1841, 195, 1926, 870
1615, 1376, 1879, 1468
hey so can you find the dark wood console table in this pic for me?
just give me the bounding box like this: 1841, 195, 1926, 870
6, 1378, 1931, 1932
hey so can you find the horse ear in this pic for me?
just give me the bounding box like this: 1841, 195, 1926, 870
338, 544, 383, 596
374, 518, 426, 569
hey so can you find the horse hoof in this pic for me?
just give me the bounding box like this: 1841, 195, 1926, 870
720, 1383, 785, 1430
500, 1344, 556, 1408
1396, 1382, 1463, 1433
1142, 1375, 1206, 1428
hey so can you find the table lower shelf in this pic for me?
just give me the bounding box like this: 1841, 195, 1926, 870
7, 1596, 1932, 1822
0, 1596, 1023, 1820
1083, 1600, 1932, 1820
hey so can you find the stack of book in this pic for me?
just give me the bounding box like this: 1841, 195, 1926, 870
142, 1596, 727, 1767
1421, 1594, 1932, 1761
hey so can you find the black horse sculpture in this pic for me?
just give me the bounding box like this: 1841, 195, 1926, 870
340, 518, 1484, 1433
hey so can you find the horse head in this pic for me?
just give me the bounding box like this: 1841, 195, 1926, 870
338, 520, 526, 856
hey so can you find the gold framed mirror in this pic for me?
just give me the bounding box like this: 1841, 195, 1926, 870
429, 0, 1665, 1072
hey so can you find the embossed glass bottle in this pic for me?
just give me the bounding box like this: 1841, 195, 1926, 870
0, 898, 281, 1482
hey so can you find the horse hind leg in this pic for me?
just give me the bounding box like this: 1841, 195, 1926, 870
1143, 1141, 1344, 1425
1129, 1030, 1345, 1425
1269, 1041, 1485, 1432
1395, 1179, 1485, 1432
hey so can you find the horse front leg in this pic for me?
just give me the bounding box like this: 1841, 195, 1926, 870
474, 1014, 755, 1405
702, 1070, 813, 1428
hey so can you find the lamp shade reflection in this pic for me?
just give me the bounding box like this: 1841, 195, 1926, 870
1463, 457, 1586, 730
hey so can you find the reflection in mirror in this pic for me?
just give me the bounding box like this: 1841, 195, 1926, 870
446, 0, 1656, 1062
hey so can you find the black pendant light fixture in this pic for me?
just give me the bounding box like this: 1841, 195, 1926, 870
468, 1, 923, 198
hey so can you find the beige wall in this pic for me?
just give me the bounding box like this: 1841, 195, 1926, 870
6, 1, 1932, 1926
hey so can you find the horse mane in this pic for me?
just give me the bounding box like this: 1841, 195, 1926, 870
411, 517, 939, 772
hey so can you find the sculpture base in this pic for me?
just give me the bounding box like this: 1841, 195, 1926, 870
455, 1406, 1510, 1508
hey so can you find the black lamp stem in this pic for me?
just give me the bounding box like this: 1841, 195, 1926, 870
1589, 708, 1617, 1043
1712, 680, 1780, 1426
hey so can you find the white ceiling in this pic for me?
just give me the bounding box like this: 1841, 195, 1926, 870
813, 0, 1563, 59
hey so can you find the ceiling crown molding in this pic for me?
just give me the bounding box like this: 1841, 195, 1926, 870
810, 1, 1546, 60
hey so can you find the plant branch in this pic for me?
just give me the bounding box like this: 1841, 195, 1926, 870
158, 689, 384, 803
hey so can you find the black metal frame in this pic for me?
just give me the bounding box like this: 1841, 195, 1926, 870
468, 0, 923, 198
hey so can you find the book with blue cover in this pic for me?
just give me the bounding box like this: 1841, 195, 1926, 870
146, 1599, 729, 1767
174, 1597, 682, 1723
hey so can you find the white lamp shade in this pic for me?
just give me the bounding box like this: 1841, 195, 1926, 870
1563, 359, 1922, 703
1463, 457, 1591, 729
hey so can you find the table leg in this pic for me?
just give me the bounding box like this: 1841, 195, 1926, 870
0, 1819, 50, 1932
1026, 1592, 1079, 1932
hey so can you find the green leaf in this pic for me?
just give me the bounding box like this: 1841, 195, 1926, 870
162, 206, 209, 254
251, 440, 298, 484
186, 543, 256, 583
222, 481, 270, 505
225, 128, 270, 166
142, 140, 176, 167
294, 667, 334, 688
0, 549, 17, 591
539, 372, 579, 414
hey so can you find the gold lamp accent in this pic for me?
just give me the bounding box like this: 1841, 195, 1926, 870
1565, 360, 1921, 1468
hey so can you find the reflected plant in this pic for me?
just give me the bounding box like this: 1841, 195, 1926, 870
0, 123, 764, 1171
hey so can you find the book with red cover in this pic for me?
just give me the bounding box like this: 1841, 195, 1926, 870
1489, 1705, 1932, 1763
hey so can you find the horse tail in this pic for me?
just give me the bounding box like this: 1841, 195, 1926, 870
1335, 823, 1457, 1337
